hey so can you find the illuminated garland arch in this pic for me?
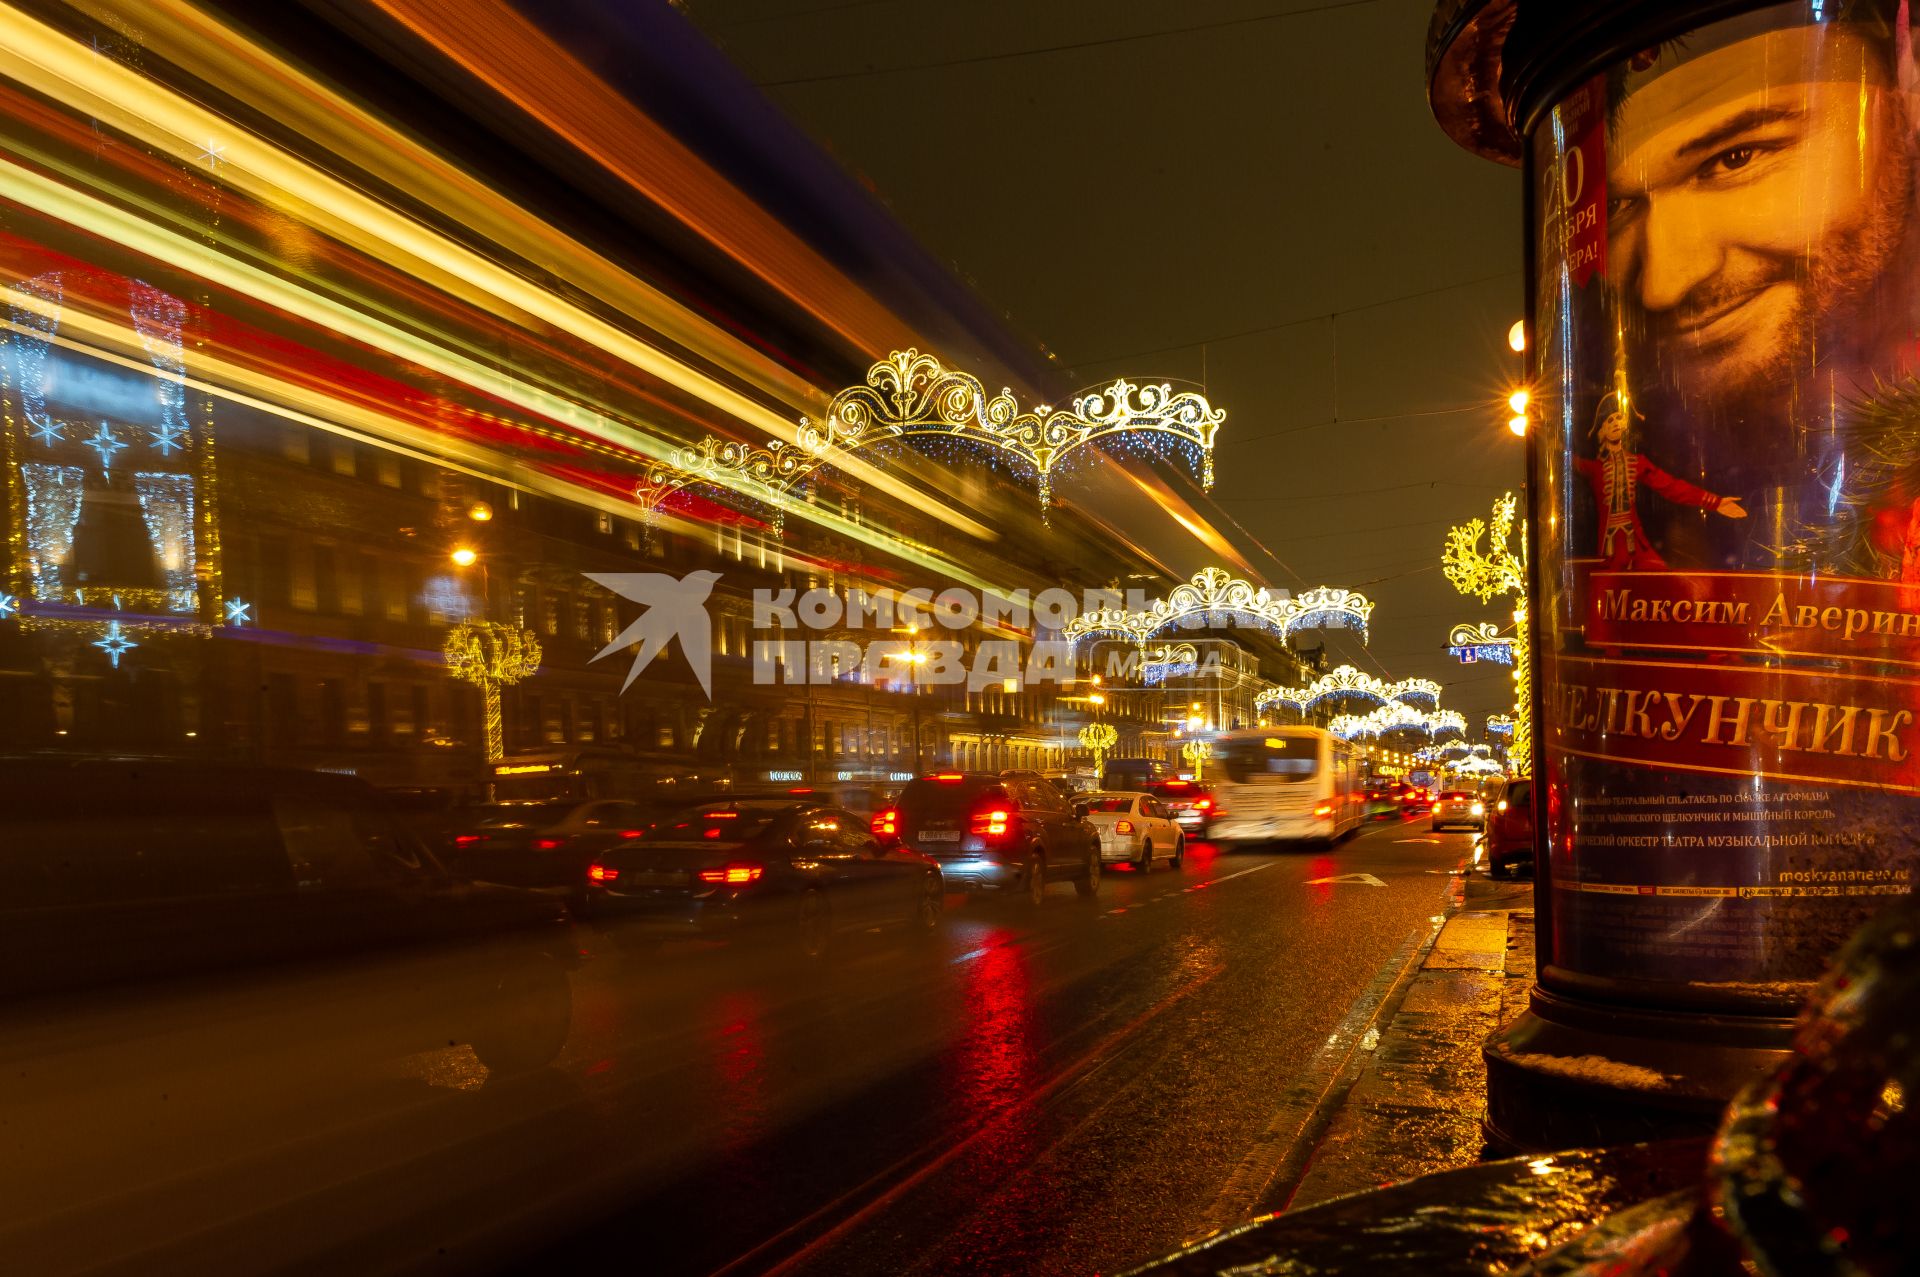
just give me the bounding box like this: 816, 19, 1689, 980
1066, 569, 1372, 649
1447, 620, 1515, 666
1257, 663, 1418, 715
637, 348, 1223, 525
1327, 702, 1469, 741
1486, 713, 1515, 739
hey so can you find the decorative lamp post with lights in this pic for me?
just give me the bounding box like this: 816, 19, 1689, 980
1181, 739, 1210, 782
1430, 0, 1920, 1151
444, 620, 540, 764
1078, 723, 1117, 776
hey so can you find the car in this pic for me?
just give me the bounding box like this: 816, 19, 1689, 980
446, 798, 657, 904
1482, 778, 1534, 877
0, 755, 578, 1075
1429, 790, 1486, 832
1146, 778, 1216, 837
583, 799, 943, 957
1385, 782, 1433, 816
1077, 791, 1185, 871
1363, 784, 1399, 821
874, 772, 1101, 905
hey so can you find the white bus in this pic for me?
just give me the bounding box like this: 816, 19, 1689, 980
1205, 727, 1364, 848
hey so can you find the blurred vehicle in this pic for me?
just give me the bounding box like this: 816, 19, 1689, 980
1146, 777, 1216, 837
1363, 783, 1400, 822
1101, 756, 1170, 791
1207, 728, 1363, 848
0, 756, 577, 1073
1387, 782, 1434, 816
1077, 791, 1185, 871
447, 798, 655, 903
1482, 778, 1534, 877
874, 773, 1101, 905
1429, 791, 1485, 832
583, 799, 942, 957
487, 747, 661, 803
768, 781, 893, 818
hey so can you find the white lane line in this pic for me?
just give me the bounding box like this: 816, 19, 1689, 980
950, 946, 992, 965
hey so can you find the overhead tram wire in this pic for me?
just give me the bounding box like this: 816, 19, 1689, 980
753, 0, 1386, 86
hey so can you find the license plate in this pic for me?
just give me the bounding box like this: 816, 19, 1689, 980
919, 830, 961, 843
629, 870, 686, 886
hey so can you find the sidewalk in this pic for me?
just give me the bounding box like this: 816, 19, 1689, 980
1282, 878, 1536, 1209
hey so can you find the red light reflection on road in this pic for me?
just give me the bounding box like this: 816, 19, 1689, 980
948, 933, 1039, 1162
1306, 854, 1337, 908
708, 989, 770, 1154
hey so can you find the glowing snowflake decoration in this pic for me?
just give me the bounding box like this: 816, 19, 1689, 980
82, 421, 126, 471
93, 621, 137, 668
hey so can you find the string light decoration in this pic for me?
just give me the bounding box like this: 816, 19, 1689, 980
1078, 722, 1117, 772
1328, 702, 1468, 742
1140, 642, 1200, 683
1486, 713, 1515, 739
1442, 492, 1531, 776
1447, 620, 1514, 665
444, 620, 542, 763
640, 349, 1223, 527
1256, 664, 1435, 715
1067, 568, 1372, 648
223, 598, 251, 625
1181, 738, 1211, 780
0, 593, 14, 619
92, 620, 137, 668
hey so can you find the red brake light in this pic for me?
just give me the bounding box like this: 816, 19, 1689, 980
698, 862, 765, 885
619, 829, 645, 839
1115, 820, 1134, 834
970, 807, 1012, 837
788, 787, 814, 794
588, 864, 617, 883
871, 809, 899, 837
454, 834, 482, 847
533, 837, 566, 851
932, 773, 964, 783
706, 810, 739, 819
1194, 799, 1211, 810
1314, 802, 1334, 818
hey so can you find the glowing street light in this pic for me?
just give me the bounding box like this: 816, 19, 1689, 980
1507, 320, 1526, 352
1508, 414, 1529, 437
450, 546, 478, 567
467, 501, 493, 522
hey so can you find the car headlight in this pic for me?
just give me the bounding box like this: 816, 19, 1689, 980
1471, 802, 1484, 815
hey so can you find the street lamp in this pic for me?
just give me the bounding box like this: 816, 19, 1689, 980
450, 546, 478, 567
1507, 320, 1526, 353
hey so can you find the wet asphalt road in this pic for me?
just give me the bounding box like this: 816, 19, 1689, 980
0, 819, 1474, 1277
523, 818, 1474, 1277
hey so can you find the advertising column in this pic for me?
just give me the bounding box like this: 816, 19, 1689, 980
1433, 0, 1920, 1146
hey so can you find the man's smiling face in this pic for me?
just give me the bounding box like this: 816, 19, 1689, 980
1608, 28, 1915, 414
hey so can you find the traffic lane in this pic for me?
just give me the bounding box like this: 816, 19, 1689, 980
719, 828, 1475, 1277
0, 832, 1468, 1276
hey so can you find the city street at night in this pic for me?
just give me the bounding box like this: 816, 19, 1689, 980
1, 0, 1916, 1273
1, 825, 1480, 1277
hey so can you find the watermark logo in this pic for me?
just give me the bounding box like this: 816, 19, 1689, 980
587, 570, 721, 696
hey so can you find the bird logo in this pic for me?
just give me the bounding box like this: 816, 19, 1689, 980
586, 570, 723, 698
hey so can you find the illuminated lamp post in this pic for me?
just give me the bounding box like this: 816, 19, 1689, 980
1079, 722, 1117, 775
445, 620, 541, 763
1442, 493, 1530, 777
1430, 0, 1920, 1151
1181, 739, 1210, 781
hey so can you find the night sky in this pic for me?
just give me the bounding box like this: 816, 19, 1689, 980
685, 0, 1524, 730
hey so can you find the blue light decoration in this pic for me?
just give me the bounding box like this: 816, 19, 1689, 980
224, 598, 252, 626
1486, 713, 1515, 739
92, 621, 137, 668
148, 418, 187, 456
133, 472, 197, 611
82, 420, 126, 471
29, 417, 63, 447
1447, 620, 1514, 666
0, 593, 16, 619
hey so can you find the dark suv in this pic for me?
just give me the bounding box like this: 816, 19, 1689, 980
875, 773, 1100, 905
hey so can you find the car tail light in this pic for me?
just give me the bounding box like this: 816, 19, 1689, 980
932, 773, 964, 783
588, 864, 618, 883
698, 862, 765, 885
453, 834, 482, 847
1194, 798, 1212, 810
533, 837, 566, 851
871, 809, 899, 837
1314, 803, 1334, 818
971, 808, 1012, 837
1115, 820, 1134, 834
620, 829, 645, 839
